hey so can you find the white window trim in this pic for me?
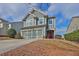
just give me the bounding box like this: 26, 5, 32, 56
0, 23, 3, 28
38, 18, 44, 25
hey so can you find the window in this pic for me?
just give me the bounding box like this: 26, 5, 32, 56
27, 19, 33, 26
38, 18, 44, 25
40, 20, 43, 24
0, 23, 3, 28
49, 19, 52, 24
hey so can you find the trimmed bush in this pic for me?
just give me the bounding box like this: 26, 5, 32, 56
7, 28, 17, 38
15, 32, 23, 39
64, 30, 79, 42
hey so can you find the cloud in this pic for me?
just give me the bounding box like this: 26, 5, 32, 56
0, 4, 28, 21
0, 3, 49, 22
0, 3, 79, 35
56, 26, 67, 35
0, 3, 39, 22
47, 3, 79, 35
47, 3, 79, 18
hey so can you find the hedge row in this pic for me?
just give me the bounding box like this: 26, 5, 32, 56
64, 30, 79, 42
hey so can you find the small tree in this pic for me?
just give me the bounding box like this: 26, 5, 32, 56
7, 28, 17, 38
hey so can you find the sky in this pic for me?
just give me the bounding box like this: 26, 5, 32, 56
0, 3, 79, 35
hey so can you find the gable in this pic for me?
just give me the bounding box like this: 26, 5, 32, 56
24, 14, 35, 21
32, 9, 47, 18
23, 8, 47, 21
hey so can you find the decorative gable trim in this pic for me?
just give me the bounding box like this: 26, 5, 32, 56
33, 8, 47, 16
23, 13, 37, 21
23, 8, 48, 21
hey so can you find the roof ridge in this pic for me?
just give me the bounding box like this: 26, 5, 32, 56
32, 8, 47, 16
72, 16, 79, 18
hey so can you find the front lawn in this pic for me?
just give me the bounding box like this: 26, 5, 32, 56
1, 39, 79, 56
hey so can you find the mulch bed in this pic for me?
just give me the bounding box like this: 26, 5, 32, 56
0, 40, 79, 56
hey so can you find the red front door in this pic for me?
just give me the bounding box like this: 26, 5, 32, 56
47, 30, 54, 39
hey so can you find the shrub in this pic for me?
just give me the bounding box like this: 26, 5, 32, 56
15, 32, 23, 39
64, 30, 79, 42
7, 28, 17, 38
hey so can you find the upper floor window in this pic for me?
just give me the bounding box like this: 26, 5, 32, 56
29, 20, 32, 25
48, 19, 52, 24
0, 23, 3, 28
39, 20, 43, 24
26, 19, 34, 26
38, 18, 44, 25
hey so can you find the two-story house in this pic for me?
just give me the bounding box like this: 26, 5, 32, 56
21, 8, 55, 39
0, 18, 10, 35
0, 18, 23, 36
67, 16, 79, 33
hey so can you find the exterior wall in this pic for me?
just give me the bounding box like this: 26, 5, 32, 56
22, 9, 55, 39
32, 10, 45, 18
0, 28, 3, 35
23, 11, 47, 28
46, 17, 55, 38
0, 19, 23, 35
11, 21, 23, 33
0, 20, 9, 35
23, 15, 36, 27
48, 18, 55, 30
67, 17, 79, 33
32, 10, 47, 25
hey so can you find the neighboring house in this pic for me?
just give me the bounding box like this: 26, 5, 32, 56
0, 18, 9, 35
67, 16, 79, 33
11, 21, 23, 33
0, 18, 23, 35
21, 8, 56, 39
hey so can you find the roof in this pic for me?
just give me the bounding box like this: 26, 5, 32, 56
0, 18, 9, 23
48, 16, 56, 19
72, 16, 79, 18
33, 8, 47, 16
11, 21, 23, 24
23, 8, 48, 21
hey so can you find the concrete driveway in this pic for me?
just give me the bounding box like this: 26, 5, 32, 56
0, 39, 37, 54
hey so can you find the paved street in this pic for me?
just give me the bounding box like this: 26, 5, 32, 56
0, 39, 37, 54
